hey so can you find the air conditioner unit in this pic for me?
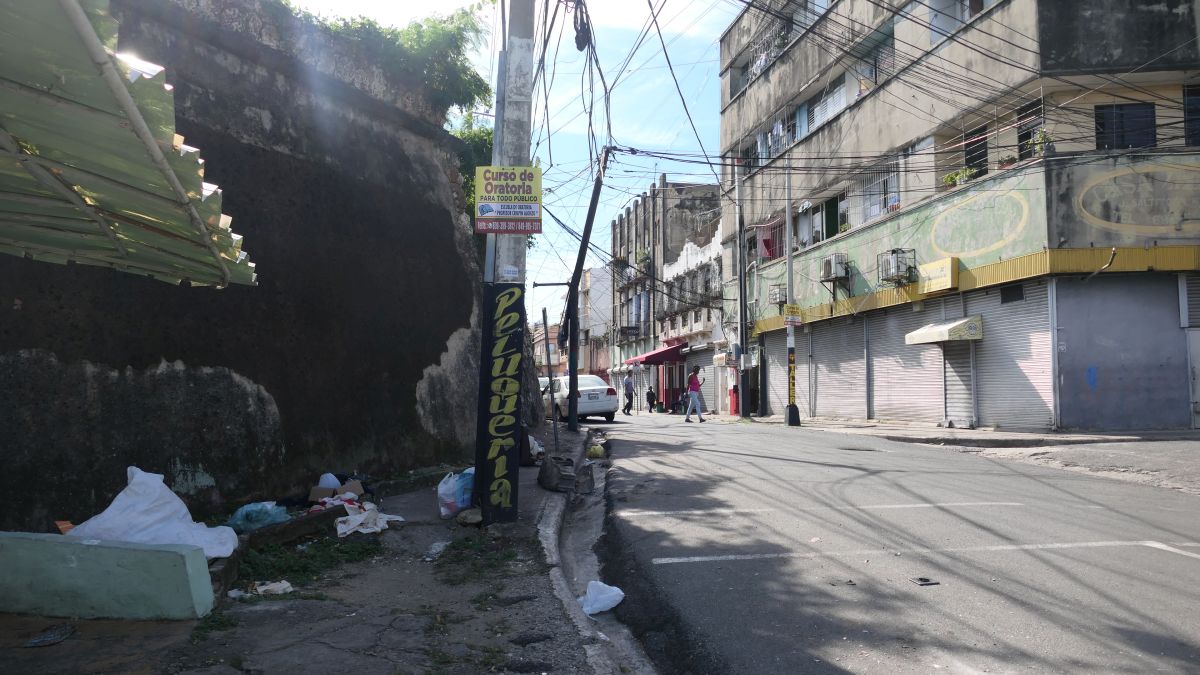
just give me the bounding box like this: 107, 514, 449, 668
768, 285, 786, 304
820, 253, 848, 281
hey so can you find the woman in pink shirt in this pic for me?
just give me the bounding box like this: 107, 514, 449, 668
684, 365, 706, 423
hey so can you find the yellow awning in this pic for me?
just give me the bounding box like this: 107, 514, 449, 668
905, 315, 983, 345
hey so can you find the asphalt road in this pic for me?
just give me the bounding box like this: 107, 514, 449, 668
596, 415, 1200, 674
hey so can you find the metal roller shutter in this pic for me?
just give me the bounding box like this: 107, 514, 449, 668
868, 302, 944, 422
763, 329, 788, 416
967, 281, 1053, 430
685, 350, 717, 414
797, 330, 812, 418
943, 341, 974, 428
812, 317, 867, 418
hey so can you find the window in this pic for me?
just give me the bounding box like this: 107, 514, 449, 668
1095, 103, 1156, 150
853, 160, 900, 224
1186, 85, 1200, 147
806, 75, 847, 131
756, 217, 785, 260
792, 0, 830, 33
852, 31, 896, 97
930, 0, 987, 43
1000, 284, 1024, 304
964, 125, 988, 177
1016, 98, 1044, 160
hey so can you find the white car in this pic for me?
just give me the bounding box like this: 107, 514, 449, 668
546, 374, 618, 422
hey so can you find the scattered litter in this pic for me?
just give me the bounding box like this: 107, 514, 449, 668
809, 537, 821, 543
225, 501, 290, 534
308, 474, 367, 503
529, 437, 545, 461
227, 589, 248, 599
909, 576, 940, 586
250, 580, 294, 595
587, 445, 606, 459
577, 581, 624, 615
308, 494, 362, 514
54, 521, 74, 534
424, 540, 450, 561
438, 468, 474, 519
23, 623, 74, 648
317, 473, 341, 489
335, 502, 405, 537
66, 466, 237, 559
827, 579, 856, 586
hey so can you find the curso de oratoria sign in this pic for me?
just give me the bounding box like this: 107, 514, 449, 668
474, 166, 542, 234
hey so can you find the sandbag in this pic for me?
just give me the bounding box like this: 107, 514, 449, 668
67, 466, 237, 559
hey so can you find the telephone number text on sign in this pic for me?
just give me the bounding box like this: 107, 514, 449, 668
477, 220, 541, 234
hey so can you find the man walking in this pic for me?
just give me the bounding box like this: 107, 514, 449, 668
622, 372, 634, 415
684, 365, 706, 423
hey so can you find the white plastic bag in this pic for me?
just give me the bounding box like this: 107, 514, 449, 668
438, 472, 460, 519
336, 501, 405, 537
577, 581, 624, 615
67, 466, 238, 559
454, 467, 475, 509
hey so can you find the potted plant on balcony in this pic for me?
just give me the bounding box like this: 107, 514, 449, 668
941, 166, 978, 188
1025, 127, 1054, 157
997, 154, 1018, 169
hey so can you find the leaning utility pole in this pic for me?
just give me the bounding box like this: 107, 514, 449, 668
566, 146, 611, 432
474, 0, 535, 526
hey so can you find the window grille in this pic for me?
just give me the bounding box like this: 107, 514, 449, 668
850, 160, 900, 226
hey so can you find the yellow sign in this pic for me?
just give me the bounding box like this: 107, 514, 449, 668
917, 257, 959, 294
475, 166, 542, 234
783, 303, 802, 317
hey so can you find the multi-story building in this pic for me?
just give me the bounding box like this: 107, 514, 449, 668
720, 0, 1200, 430
531, 322, 567, 377
610, 175, 721, 409
579, 267, 613, 381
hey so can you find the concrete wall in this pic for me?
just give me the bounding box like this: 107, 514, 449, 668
1056, 274, 1192, 430
1038, 0, 1200, 75
0, 0, 483, 529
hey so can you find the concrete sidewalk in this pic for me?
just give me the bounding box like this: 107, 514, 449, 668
717, 414, 1200, 496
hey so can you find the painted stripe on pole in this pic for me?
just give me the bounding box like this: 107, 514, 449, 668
651, 540, 1200, 566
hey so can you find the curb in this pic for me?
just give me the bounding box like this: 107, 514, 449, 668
534, 426, 623, 675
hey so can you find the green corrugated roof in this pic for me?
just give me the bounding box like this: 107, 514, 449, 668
0, 0, 255, 286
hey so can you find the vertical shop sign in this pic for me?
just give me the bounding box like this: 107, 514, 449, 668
474, 282, 525, 524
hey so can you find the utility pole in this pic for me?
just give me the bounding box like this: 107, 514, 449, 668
736, 166, 750, 418
541, 308, 560, 455
474, 0, 534, 526
567, 146, 612, 432
785, 169, 800, 426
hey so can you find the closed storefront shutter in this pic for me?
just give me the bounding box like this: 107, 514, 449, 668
967, 281, 1053, 429
763, 329, 788, 416
1187, 274, 1200, 328
685, 350, 717, 413
943, 341, 973, 428
797, 330, 812, 418
868, 301, 943, 422
812, 317, 867, 418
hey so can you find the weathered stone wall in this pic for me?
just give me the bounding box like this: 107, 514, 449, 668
0, 0, 485, 528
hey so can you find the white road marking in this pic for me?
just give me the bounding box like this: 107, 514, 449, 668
618, 502, 1024, 519
652, 540, 1200, 566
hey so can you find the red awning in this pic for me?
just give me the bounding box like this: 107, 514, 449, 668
625, 343, 684, 365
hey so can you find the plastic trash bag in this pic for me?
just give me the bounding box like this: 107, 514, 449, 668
577, 581, 624, 615
225, 501, 290, 534
455, 467, 475, 509
67, 466, 238, 559
438, 472, 460, 519
335, 501, 404, 537
317, 473, 341, 488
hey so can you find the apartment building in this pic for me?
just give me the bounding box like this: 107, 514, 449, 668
610, 175, 721, 410
531, 322, 567, 377
579, 266, 614, 380
720, 0, 1200, 430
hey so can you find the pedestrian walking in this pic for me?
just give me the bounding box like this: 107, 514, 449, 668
684, 365, 706, 423
645, 385, 656, 413
622, 373, 634, 415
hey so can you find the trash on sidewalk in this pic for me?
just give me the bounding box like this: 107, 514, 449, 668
587, 444, 605, 459
249, 580, 294, 595
423, 540, 450, 561
227, 589, 248, 599
23, 623, 74, 648
529, 436, 545, 462
308, 494, 361, 514
54, 521, 75, 534
538, 456, 576, 492
909, 576, 940, 586
438, 467, 474, 519
335, 501, 404, 537
308, 475, 366, 503
225, 501, 290, 534
577, 580, 624, 615
66, 466, 238, 559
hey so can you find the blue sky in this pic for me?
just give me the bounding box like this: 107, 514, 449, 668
292, 0, 743, 322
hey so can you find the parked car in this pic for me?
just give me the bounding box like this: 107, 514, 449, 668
546, 375, 617, 422
539, 377, 550, 415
